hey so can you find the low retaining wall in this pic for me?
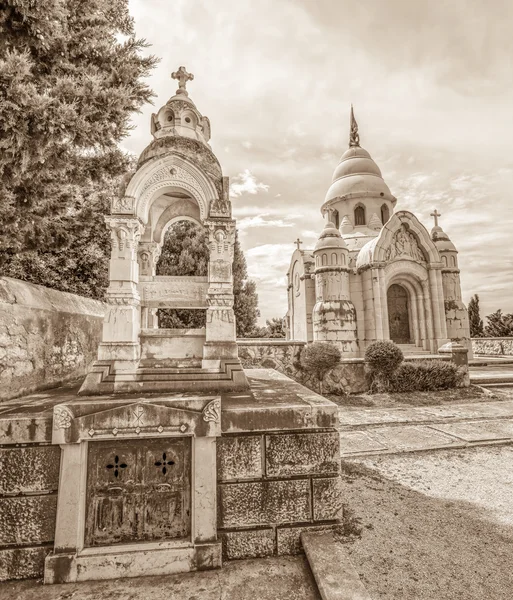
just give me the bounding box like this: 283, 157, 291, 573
237, 339, 367, 394
472, 338, 513, 356
0, 277, 107, 402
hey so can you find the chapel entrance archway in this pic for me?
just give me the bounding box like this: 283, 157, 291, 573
387, 284, 411, 344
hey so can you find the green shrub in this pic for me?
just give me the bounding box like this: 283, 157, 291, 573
300, 342, 341, 393
364, 341, 404, 392
390, 360, 462, 392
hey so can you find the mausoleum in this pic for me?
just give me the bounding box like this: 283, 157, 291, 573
286, 108, 471, 356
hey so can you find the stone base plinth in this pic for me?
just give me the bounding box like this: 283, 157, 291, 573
44, 541, 221, 584
218, 369, 342, 560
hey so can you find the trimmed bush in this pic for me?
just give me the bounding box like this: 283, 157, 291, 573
300, 342, 341, 393
365, 341, 404, 376
364, 341, 404, 392
390, 360, 462, 392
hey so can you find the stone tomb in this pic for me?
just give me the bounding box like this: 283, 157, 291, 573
44, 395, 221, 582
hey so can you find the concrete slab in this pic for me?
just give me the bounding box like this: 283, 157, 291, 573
0, 556, 320, 600
369, 425, 461, 452
431, 420, 513, 442
339, 431, 388, 455
302, 531, 373, 600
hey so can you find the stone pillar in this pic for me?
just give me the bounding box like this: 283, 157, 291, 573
97, 217, 144, 367
138, 242, 161, 330
438, 341, 470, 387
203, 219, 238, 368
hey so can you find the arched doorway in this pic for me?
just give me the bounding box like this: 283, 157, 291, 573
387, 284, 411, 343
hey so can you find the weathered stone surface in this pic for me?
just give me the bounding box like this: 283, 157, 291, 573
0, 546, 51, 580
217, 435, 262, 481
312, 477, 344, 522
277, 524, 335, 555
266, 432, 339, 477
218, 480, 311, 528
0, 277, 106, 402
472, 338, 513, 356
220, 528, 275, 560
0, 446, 60, 494
0, 495, 57, 546
302, 531, 373, 600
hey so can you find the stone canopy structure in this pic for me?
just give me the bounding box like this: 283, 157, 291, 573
80, 67, 247, 394
286, 108, 471, 356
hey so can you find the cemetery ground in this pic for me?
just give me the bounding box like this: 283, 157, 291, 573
2, 368, 513, 599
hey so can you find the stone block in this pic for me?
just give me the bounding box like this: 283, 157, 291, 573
0, 545, 51, 581
217, 435, 262, 481
313, 477, 343, 522
0, 495, 57, 546
0, 446, 60, 494
265, 432, 339, 477
220, 528, 275, 560
277, 524, 335, 555
218, 479, 311, 528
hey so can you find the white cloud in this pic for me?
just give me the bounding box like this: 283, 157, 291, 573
237, 215, 295, 231
229, 169, 270, 197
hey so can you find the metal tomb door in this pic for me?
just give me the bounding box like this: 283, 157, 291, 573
387, 284, 411, 344
85, 438, 191, 547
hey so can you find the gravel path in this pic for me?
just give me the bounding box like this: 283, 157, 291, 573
340, 446, 513, 600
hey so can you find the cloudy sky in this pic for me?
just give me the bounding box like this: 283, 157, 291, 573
127, 0, 513, 324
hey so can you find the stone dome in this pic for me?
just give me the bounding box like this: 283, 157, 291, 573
314, 222, 348, 253
324, 145, 394, 204
431, 226, 457, 252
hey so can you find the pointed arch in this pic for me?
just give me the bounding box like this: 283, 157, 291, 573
354, 203, 366, 226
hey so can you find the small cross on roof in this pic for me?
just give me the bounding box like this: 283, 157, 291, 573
430, 209, 442, 227
294, 238, 303, 250
171, 66, 194, 95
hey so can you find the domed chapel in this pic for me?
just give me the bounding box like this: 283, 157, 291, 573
285, 108, 471, 357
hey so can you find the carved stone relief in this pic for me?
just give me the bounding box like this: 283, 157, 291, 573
384, 225, 426, 264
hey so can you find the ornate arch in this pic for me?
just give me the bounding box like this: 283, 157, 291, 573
124, 154, 219, 224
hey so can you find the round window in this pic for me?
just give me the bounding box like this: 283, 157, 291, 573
185, 117, 191, 124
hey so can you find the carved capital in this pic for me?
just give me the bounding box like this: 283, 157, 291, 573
138, 242, 162, 276
105, 217, 144, 258
209, 176, 232, 218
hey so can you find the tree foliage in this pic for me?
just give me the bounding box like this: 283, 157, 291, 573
156, 221, 260, 336
467, 294, 484, 338
250, 317, 286, 338
0, 0, 158, 298
484, 310, 513, 337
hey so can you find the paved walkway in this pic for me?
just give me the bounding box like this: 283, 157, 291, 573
469, 364, 513, 385
339, 398, 513, 457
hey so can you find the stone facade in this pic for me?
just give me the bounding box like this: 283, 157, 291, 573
472, 338, 513, 356
0, 277, 106, 402
286, 109, 472, 358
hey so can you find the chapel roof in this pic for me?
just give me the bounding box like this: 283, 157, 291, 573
323, 108, 396, 206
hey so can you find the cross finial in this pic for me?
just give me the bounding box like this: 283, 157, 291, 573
349, 104, 360, 148
171, 66, 194, 96
294, 238, 303, 250
430, 209, 442, 227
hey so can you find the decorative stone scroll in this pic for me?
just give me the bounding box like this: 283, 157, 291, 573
111, 196, 135, 214
384, 224, 426, 264
105, 217, 144, 258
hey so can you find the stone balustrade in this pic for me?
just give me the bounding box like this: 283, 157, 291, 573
472, 338, 513, 356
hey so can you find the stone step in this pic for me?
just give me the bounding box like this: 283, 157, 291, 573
397, 344, 430, 355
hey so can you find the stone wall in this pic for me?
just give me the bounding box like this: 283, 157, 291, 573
0, 277, 106, 402
237, 339, 367, 394
472, 338, 513, 356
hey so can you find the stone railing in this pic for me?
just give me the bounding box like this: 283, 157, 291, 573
472, 338, 513, 356
0, 277, 107, 402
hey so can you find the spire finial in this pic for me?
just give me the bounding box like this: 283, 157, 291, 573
171, 66, 194, 96
294, 238, 303, 250
430, 209, 442, 228
349, 104, 360, 148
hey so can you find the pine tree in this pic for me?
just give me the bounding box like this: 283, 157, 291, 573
0, 1, 158, 298
484, 310, 513, 337
157, 221, 260, 336
467, 294, 484, 338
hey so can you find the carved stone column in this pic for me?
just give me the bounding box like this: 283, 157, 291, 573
203, 219, 238, 367
138, 242, 161, 329
98, 217, 144, 366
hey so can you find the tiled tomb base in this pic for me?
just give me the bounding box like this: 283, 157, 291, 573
0, 369, 341, 582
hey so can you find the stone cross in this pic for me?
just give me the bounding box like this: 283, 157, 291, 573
171, 66, 194, 94
294, 238, 303, 250
430, 209, 441, 227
